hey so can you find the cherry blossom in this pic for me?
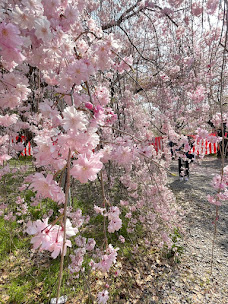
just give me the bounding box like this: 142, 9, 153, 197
94, 244, 119, 273
0, 22, 23, 49
34, 17, 53, 41
71, 153, 103, 183
29, 173, 65, 204
0, 154, 11, 165
97, 290, 109, 304
26, 217, 77, 258
191, 2, 203, 16
62, 106, 87, 132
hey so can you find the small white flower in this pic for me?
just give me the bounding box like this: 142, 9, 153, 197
35, 17, 53, 41
97, 290, 109, 304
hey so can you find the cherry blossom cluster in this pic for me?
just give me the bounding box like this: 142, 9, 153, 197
91, 244, 119, 273
97, 91, 182, 248
0, 72, 31, 109
68, 235, 96, 276
27, 173, 65, 204
94, 205, 123, 234
0, 22, 25, 69
207, 165, 228, 206
26, 217, 77, 259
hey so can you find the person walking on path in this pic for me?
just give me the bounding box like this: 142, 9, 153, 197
178, 136, 195, 181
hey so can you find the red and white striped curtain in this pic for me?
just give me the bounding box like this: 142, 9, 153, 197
151, 133, 228, 155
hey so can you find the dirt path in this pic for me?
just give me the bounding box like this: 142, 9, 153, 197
113, 157, 228, 304
161, 156, 228, 304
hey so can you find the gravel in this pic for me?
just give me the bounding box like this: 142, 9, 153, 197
162, 156, 228, 304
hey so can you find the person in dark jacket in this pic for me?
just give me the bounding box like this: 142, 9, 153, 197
178, 137, 195, 181
168, 141, 176, 159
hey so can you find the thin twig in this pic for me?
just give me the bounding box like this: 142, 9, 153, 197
74, 31, 101, 42
102, 1, 143, 30
56, 149, 71, 303
100, 170, 108, 249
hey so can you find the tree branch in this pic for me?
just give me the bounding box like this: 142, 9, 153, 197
146, 6, 179, 27
102, 1, 143, 30
118, 25, 156, 64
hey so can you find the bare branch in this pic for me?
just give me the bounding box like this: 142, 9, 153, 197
102, 1, 143, 30
74, 31, 101, 42
118, 25, 156, 64
146, 6, 179, 27
219, 42, 228, 52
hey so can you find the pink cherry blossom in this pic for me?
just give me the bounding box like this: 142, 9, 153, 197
62, 106, 87, 132
34, 17, 53, 42
0, 0, 227, 301
191, 3, 203, 16
86, 238, 96, 251
95, 245, 118, 272
119, 235, 125, 243
206, 0, 218, 15
67, 60, 90, 85
97, 290, 109, 304
11, 6, 34, 30
108, 217, 122, 233
29, 173, 65, 204
26, 218, 76, 258
75, 236, 86, 247
94, 205, 106, 215
94, 86, 110, 106
69, 248, 86, 273
106, 206, 121, 220
207, 195, 222, 206
0, 22, 23, 49
50, 237, 72, 259
0, 154, 12, 165
0, 114, 18, 127
71, 153, 103, 183
26, 218, 49, 236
